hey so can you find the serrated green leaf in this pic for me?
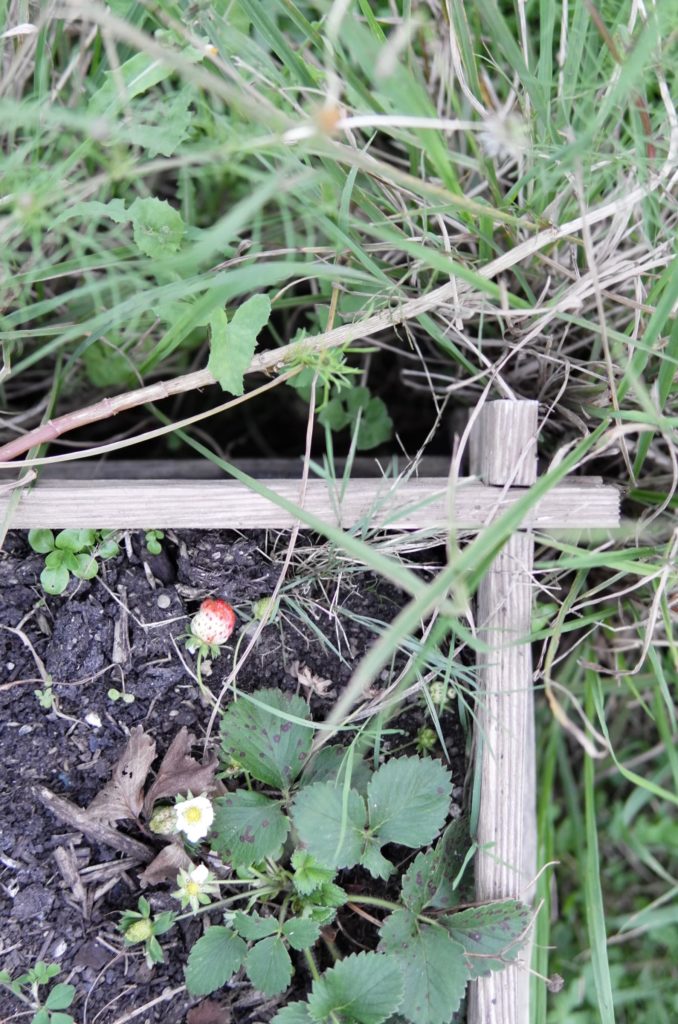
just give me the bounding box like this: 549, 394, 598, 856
44, 983, 75, 1010
401, 851, 438, 915
272, 1002, 314, 1024
378, 911, 468, 1024
307, 952, 402, 1024
28, 529, 54, 554
220, 688, 312, 790
292, 782, 366, 869
233, 910, 279, 941
40, 565, 69, 595
185, 926, 246, 996
291, 850, 336, 895
400, 817, 472, 915
367, 757, 451, 848
129, 197, 184, 258
360, 839, 395, 880
212, 791, 288, 866
153, 911, 176, 935
283, 917, 322, 951
246, 936, 292, 996
427, 817, 471, 911
301, 746, 371, 794
207, 293, 271, 396
443, 901, 530, 980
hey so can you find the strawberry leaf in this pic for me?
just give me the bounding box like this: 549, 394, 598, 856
212, 791, 288, 866
185, 927, 246, 996
443, 900, 530, 979
220, 688, 312, 790
291, 782, 366, 870
379, 911, 468, 1024
307, 952, 403, 1024
367, 756, 451, 848
245, 936, 292, 996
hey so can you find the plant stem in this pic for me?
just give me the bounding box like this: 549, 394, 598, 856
347, 894, 401, 913
303, 947, 321, 982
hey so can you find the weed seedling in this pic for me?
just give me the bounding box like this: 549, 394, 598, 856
28, 529, 119, 596
144, 529, 165, 555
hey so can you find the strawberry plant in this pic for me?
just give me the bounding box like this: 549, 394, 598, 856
0, 961, 75, 1024
142, 688, 531, 1022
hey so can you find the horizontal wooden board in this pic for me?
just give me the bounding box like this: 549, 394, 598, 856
0, 477, 620, 530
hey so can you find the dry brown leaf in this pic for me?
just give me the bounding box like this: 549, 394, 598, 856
187, 1000, 230, 1024
293, 660, 335, 697
143, 727, 218, 816
139, 842, 193, 886
87, 727, 156, 824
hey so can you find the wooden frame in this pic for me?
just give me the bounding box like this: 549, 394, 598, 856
0, 404, 620, 1024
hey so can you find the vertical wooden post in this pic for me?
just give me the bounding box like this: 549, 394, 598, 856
468, 400, 538, 1024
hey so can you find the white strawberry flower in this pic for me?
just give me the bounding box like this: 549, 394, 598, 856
175, 795, 214, 843
172, 863, 219, 913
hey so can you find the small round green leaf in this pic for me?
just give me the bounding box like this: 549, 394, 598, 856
41, 565, 70, 595
97, 539, 120, 560
55, 529, 96, 552
28, 529, 54, 554
73, 553, 99, 580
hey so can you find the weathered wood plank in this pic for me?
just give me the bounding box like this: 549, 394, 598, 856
0, 476, 619, 530
469, 400, 539, 1024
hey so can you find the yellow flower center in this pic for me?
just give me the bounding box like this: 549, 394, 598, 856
186, 881, 200, 896
184, 806, 203, 824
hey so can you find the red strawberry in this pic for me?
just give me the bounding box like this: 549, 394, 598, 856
191, 599, 236, 646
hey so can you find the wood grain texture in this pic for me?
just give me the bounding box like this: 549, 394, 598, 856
469, 401, 538, 1024
0, 477, 619, 530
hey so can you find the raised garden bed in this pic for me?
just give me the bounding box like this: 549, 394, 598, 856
1, 404, 620, 1024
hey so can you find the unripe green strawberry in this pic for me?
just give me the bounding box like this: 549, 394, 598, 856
190, 599, 236, 646
124, 918, 154, 944
252, 595, 279, 621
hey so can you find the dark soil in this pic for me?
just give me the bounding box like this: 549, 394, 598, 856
0, 530, 466, 1024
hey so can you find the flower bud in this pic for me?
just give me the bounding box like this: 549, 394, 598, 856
149, 805, 178, 835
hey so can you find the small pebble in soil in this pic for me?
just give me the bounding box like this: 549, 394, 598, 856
157, 593, 172, 609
